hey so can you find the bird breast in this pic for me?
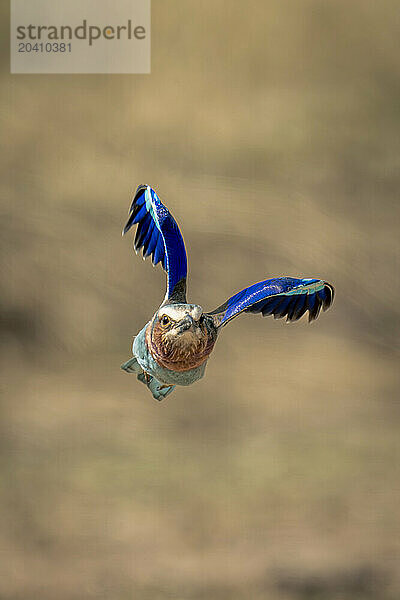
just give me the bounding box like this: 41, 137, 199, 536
145, 321, 215, 372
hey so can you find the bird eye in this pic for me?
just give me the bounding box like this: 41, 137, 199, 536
160, 315, 170, 326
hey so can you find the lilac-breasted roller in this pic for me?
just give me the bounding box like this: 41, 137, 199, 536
121, 185, 334, 401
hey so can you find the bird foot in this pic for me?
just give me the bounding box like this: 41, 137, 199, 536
135, 369, 175, 401
121, 356, 142, 374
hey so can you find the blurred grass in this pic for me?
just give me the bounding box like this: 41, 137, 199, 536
1, 1, 400, 599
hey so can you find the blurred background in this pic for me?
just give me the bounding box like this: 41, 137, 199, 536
1, 1, 400, 598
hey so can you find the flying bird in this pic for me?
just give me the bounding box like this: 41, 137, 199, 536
121, 185, 334, 401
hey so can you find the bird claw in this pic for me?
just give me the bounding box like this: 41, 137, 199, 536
150, 382, 175, 401
137, 371, 150, 385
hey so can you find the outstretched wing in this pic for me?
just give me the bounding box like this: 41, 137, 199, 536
206, 277, 334, 327
122, 185, 188, 301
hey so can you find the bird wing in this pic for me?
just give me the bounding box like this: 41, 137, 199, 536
206, 277, 334, 327
123, 185, 188, 302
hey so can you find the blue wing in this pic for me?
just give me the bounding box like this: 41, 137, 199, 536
207, 277, 334, 327
123, 185, 188, 301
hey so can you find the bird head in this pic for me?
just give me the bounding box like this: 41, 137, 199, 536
153, 304, 205, 347
146, 304, 217, 371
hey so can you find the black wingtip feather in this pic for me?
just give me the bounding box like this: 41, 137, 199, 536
122, 214, 134, 236
134, 216, 152, 251
292, 295, 308, 322
286, 294, 302, 322
308, 298, 322, 322
322, 283, 334, 311
258, 282, 335, 324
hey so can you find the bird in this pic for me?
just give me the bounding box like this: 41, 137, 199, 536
121, 184, 334, 401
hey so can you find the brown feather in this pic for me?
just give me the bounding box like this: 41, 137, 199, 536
146, 320, 215, 372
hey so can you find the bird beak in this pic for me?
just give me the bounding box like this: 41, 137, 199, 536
178, 316, 195, 333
